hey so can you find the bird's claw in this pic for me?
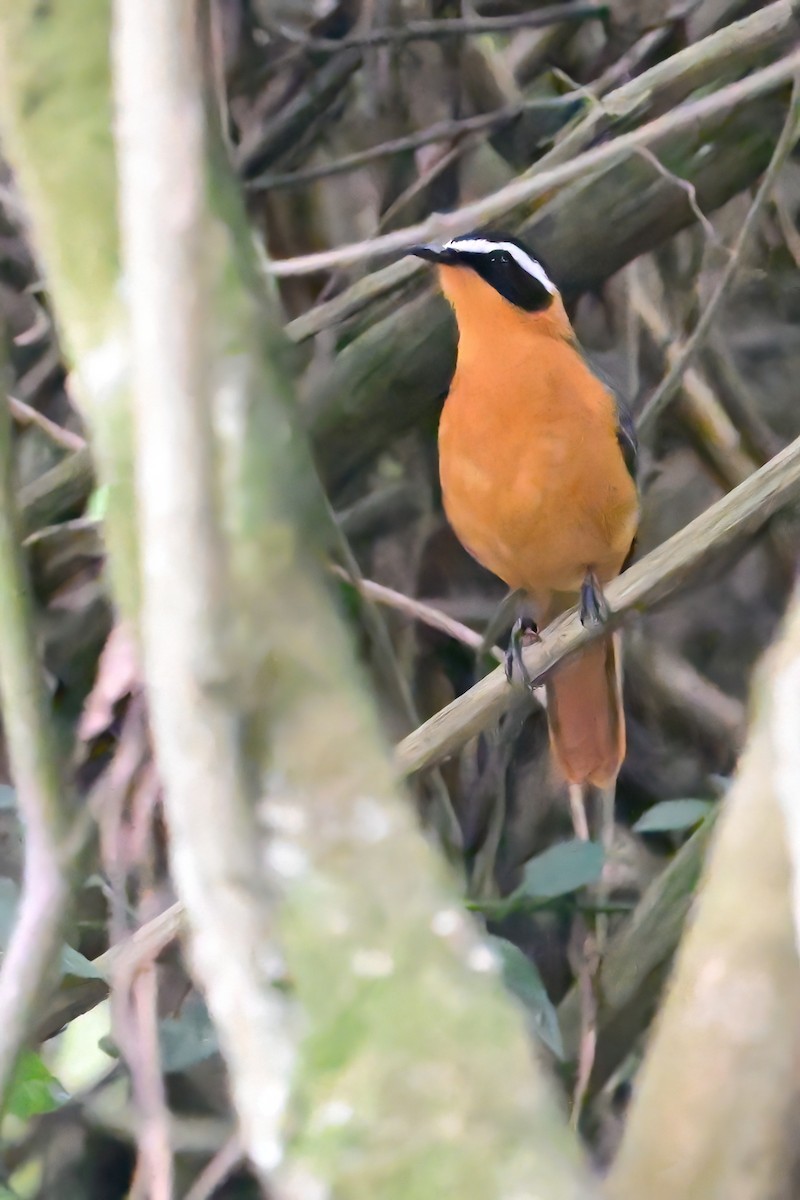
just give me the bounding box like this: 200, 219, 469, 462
580, 571, 610, 628
504, 616, 541, 690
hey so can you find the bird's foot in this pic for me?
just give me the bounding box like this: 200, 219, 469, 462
504, 616, 542, 689
580, 570, 610, 628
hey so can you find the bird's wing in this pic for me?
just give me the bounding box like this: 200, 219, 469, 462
571, 340, 638, 484
614, 396, 638, 483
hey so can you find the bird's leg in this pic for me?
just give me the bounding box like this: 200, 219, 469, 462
580, 568, 610, 627
478, 587, 527, 664
504, 615, 542, 690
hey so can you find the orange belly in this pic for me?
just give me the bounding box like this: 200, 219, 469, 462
438, 336, 638, 597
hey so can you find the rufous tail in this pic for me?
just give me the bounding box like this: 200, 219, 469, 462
545, 632, 624, 788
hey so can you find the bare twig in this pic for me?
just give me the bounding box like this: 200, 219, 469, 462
774, 179, 800, 267
8, 394, 86, 452
36, 901, 185, 1040
330, 564, 503, 660
17, 446, 94, 536
330, 528, 464, 853
637, 73, 800, 437
275, 3, 608, 51
395, 431, 800, 777
703, 331, 785, 465
631, 271, 800, 575
117, 963, 174, 1200
269, 50, 800, 278
0, 377, 78, 1111
626, 635, 746, 756
96, 900, 183, 977
336, 482, 424, 542
568, 921, 598, 1128
629, 275, 756, 488
633, 145, 722, 250
248, 99, 573, 191
591, 24, 672, 94
550, 65, 724, 247
183, 1134, 243, 1200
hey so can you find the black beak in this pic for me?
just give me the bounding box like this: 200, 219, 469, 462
405, 243, 455, 264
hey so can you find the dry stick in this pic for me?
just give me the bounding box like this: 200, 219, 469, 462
637, 72, 800, 437
591, 23, 671, 94
8, 394, 86, 453
548, 60, 725, 249
276, 3, 608, 51
774, 178, 800, 266
249, 99, 571, 191
626, 634, 746, 753
36, 901, 185, 1040
630, 277, 756, 489
330, 530, 464, 851
120, 965, 173, 1200
0, 386, 78, 1111
183, 1134, 244, 1200
395, 431, 800, 777
270, 49, 800, 278
17, 445, 95, 536
330, 563, 504, 660
704, 333, 785, 465
629, 276, 800, 578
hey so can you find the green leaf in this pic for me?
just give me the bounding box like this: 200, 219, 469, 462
159, 995, 218, 1073
61, 944, 104, 980
633, 799, 713, 834
7, 1050, 68, 1119
520, 839, 604, 900
490, 936, 563, 1059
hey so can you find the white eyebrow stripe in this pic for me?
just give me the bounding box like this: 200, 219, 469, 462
443, 237, 556, 294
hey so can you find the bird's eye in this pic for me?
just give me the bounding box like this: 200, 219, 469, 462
497, 251, 511, 264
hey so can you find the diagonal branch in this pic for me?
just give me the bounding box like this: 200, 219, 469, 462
395, 432, 800, 777
248, 98, 575, 192
285, 0, 798, 339
269, 49, 800, 278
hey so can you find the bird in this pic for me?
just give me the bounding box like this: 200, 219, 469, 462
407, 230, 639, 789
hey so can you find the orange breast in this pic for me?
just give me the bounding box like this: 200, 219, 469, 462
438, 331, 638, 597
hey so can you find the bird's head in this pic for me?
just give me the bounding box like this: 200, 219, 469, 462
406, 230, 569, 342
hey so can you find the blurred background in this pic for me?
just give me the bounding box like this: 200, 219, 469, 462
0, 0, 799, 1195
